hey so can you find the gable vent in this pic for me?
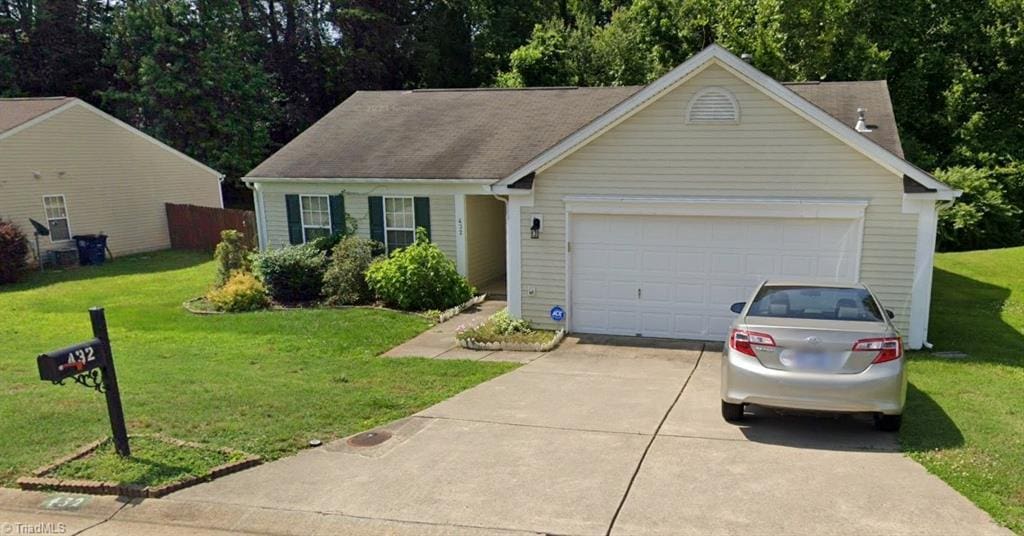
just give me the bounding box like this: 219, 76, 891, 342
687, 87, 740, 124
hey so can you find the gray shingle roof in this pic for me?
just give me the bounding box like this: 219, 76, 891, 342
247, 81, 906, 181
248, 87, 641, 180
785, 80, 903, 158
0, 97, 75, 135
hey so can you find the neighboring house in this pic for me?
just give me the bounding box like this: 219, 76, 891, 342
0, 97, 223, 261
245, 45, 959, 349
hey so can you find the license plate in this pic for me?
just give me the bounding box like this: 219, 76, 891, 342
782, 351, 830, 370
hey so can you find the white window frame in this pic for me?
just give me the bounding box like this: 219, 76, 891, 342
383, 196, 416, 253
42, 194, 72, 243
298, 194, 332, 243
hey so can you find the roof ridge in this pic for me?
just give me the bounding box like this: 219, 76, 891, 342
783, 80, 887, 85
406, 86, 642, 93
0, 96, 72, 101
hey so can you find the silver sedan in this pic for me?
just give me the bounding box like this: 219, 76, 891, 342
721, 281, 906, 431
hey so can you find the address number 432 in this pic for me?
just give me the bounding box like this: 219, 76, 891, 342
59, 346, 96, 371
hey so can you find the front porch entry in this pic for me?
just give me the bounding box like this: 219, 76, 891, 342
460, 194, 506, 298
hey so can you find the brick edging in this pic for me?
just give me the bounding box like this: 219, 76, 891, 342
16, 434, 261, 498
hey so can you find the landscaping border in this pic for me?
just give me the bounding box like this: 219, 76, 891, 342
458, 329, 565, 352
16, 435, 261, 498
436, 294, 487, 323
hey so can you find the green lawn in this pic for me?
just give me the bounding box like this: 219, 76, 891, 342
50, 436, 247, 487
903, 246, 1024, 533
0, 250, 516, 487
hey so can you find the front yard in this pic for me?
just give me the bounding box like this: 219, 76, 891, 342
0, 250, 516, 486
904, 246, 1024, 533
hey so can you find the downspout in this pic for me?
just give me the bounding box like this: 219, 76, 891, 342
245, 181, 267, 250
217, 175, 226, 208
921, 199, 956, 350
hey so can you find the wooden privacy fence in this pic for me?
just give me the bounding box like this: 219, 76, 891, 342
165, 203, 257, 251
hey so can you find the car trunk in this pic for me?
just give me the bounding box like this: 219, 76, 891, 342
741, 317, 890, 374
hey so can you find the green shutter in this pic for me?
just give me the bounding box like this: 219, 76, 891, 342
368, 196, 385, 245
414, 197, 431, 240
329, 195, 345, 235
285, 194, 302, 245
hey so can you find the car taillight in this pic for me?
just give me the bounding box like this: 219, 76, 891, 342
852, 337, 903, 363
730, 329, 776, 357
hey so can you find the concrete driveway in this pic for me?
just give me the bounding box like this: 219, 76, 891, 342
30, 336, 1007, 535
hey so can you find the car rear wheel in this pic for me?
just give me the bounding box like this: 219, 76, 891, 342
721, 400, 745, 422
874, 413, 902, 432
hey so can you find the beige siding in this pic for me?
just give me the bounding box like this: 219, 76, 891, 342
258, 182, 457, 260
520, 64, 918, 334
466, 195, 505, 285
0, 104, 221, 258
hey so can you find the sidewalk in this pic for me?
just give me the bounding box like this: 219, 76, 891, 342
0, 488, 516, 535
381, 300, 542, 363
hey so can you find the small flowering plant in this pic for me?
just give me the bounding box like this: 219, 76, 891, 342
456, 308, 552, 345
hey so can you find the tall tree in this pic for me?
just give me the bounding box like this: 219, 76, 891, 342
0, 0, 113, 100
103, 0, 277, 184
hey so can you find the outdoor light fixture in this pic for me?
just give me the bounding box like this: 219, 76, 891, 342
530, 215, 542, 239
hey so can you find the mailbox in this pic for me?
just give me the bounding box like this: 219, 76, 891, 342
37, 339, 108, 383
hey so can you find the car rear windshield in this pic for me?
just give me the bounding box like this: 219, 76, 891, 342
747, 286, 884, 322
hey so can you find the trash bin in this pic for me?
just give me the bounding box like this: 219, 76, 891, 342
72, 234, 108, 266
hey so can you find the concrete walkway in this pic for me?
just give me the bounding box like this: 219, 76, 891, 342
1, 336, 1010, 535
382, 299, 543, 363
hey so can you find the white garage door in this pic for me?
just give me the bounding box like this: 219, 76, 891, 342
570, 213, 861, 340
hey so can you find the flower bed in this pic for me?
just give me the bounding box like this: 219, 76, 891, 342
456, 308, 565, 351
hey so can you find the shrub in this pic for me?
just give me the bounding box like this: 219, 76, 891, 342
322, 236, 378, 305
206, 271, 270, 312
0, 218, 29, 284
307, 214, 359, 256
252, 245, 327, 303
365, 229, 474, 310
935, 166, 1022, 251
456, 308, 553, 345
489, 308, 532, 335
213, 230, 252, 286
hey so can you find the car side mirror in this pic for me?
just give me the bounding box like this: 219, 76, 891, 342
730, 302, 745, 314
886, 309, 895, 319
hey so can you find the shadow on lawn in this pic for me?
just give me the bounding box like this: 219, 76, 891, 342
900, 382, 964, 453
927, 268, 1024, 366
2, 250, 210, 292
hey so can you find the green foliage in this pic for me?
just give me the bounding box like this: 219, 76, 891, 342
102, 0, 278, 183
307, 214, 359, 255
365, 229, 474, 311
0, 218, 29, 284
206, 271, 270, 312
213, 230, 252, 286
252, 245, 327, 303
490, 308, 532, 335
322, 236, 379, 306
936, 167, 1022, 251
456, 308, 555, 345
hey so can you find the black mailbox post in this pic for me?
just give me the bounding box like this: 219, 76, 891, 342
37, 308, 130, 457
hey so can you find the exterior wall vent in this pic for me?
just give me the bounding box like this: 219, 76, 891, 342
687, 87, 740, 124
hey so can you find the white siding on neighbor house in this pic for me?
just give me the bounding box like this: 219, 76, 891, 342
257, 182, 458, 261
466, 195, 505, 286
0, 104, 221, 257
519, 64, 918, 335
